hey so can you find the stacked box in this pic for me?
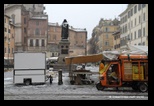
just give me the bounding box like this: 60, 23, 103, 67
132, 66, 144, 80
124, 63, 132, 80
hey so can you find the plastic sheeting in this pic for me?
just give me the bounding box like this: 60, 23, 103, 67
102, 44, 148, 60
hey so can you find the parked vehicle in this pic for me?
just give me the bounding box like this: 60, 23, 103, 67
96, 54, 148, 92
13, 52, 49, 85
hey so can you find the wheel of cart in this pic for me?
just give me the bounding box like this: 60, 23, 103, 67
24, 78, 31, 86
138, 82, 148, 92
70, 80, 75, 85
96, 82, 105, 91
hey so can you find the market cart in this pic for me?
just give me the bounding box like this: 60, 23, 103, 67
65, 54, 103, 85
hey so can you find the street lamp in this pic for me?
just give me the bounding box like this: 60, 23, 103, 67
7, 39, 10, 70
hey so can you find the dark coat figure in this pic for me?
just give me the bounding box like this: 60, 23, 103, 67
61, 19, 69, 39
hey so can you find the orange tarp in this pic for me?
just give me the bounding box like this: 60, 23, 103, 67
65, 54, 103, 65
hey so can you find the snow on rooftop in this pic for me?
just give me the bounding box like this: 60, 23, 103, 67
31, 17, 47, 20
69, 27, 87, 32
48, 22, 59, 26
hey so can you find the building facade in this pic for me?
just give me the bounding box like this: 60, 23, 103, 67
119, 4, 148, 50
27, 15, 48, 52
88, 18, 120, 54
69, 28, 87, 56
4, 4, 46, 51
112, 29, 121, 51
4, 14, 15, 64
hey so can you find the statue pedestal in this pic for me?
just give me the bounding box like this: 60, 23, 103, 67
53, 40, 70, 71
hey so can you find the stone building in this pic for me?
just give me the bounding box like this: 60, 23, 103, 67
4, 4, 46, 51
112, 29, 121, 51
27, 15, 48, 52
119, 4, 148, 51
4, 14, 15, 64
88, 18, 120, 54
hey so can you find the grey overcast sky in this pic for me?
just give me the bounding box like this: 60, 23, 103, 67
44, 4, 127, 40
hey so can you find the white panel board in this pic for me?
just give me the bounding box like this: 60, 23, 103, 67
14, 75, 45, 84
14, 52, 46, 69
15, 70, 44, 75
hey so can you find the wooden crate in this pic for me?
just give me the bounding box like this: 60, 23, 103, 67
124, 63, 132, 74
124, 74, 132, 80
132, 66, 144, 80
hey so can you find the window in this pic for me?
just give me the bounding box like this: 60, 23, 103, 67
143, 27, 145, 36
5, 48, 6, 53
105, 42, 109, 46
128, 11, 130, 18
24, 37, 26, 43
143, 13, 145, 21
36, 39, 39, 46
8, 47, 10, 53
24, 28, 26, 33
11, 14, 15, 24
135, 18, 136, 26
139, 15, 141, 23
131, 33, 133, 40
125, 25, 127, 32
131, 21, 133, 28
24, 18, 26, 24
131, 8, 133, 16
134, 5, 137, 14
30, 39, 33, 47
8, 29, 10, 33
114, 45, 116, 49
105, 27, 108, 32
5, 18, 6, 23
5, 28, 7, 32
128, 35, 130, 40
106, 34, 108, 38
142, 4, 146, 8
54, 27, 56, 32
36, 21, 39, 26
53, 34, 56, 40
33, 4, 35, 8
121, 18, 123, 24
123, 26, 124, 33
138, 29, 141, 38
114, 36, 116, 40
8, 38, 10, 43
138, 4, 141, 11
125, 15, 127, 22
42, 39, 44, 46
134, 31, 136, 39
35, 28, 40, 35
12, 48, 13, 54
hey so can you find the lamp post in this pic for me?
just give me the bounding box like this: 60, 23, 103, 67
7, 39, 10, 70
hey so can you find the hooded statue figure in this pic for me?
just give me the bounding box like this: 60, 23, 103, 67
61, 19, 69, 39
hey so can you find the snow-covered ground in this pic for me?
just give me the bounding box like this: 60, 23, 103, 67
4, 66, 148, 100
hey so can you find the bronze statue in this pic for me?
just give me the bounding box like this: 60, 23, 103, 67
61, 19, 69, 39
